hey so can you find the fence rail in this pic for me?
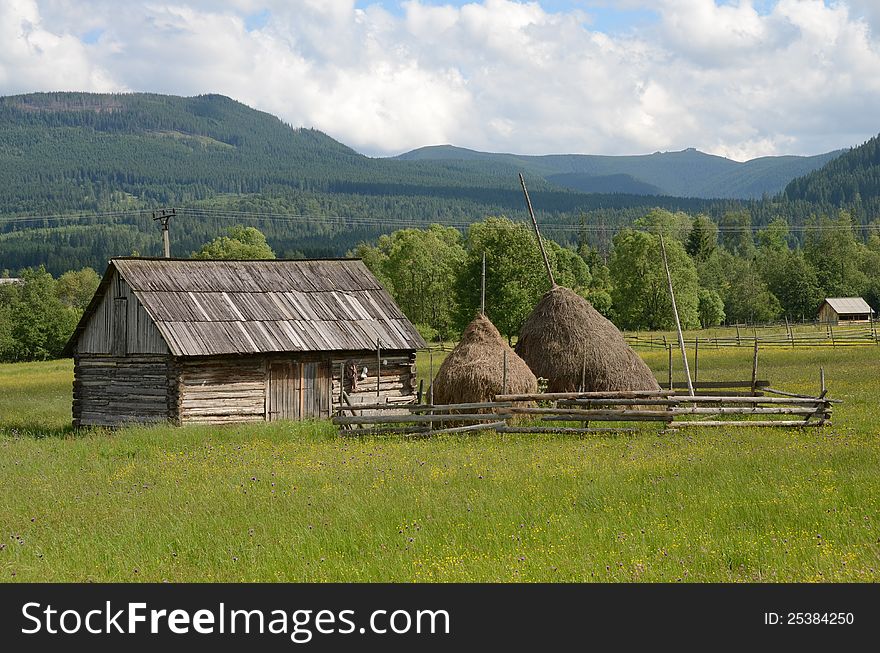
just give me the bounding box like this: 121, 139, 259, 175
332, 382, 835, 435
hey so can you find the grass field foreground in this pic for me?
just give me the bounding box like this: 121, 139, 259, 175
0, 346, 878, 582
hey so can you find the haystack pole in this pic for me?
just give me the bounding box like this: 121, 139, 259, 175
519, 173, 555, 288
659, 233, 694, 397
481, 250, 487, 315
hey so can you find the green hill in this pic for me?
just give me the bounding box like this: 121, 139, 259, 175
783, 133, 880, 209
0, 91, 554, 216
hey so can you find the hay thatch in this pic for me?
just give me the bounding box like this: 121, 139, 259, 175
515, 286, 660, 393
432, 314, 537, 405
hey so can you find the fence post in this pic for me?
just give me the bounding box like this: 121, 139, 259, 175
429, 350, 434, 431
694, 337, 699, 388
751, 340, 759, 395
429, 350, 434, 405
830, 325, 835, 347
667, 344, 673, 390
736, 324, 741, 346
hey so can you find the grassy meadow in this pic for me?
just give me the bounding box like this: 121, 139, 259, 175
1, 345, 879, 582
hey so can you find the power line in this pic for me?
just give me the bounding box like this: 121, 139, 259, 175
0, 206, 876, 235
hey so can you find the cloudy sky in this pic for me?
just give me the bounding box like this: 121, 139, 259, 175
2, 0, 879, 159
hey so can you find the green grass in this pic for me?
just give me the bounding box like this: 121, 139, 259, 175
1, 347, 879, 582
0, 359, 74, 438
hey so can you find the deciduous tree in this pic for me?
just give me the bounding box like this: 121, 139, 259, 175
609, 229, 699, 330
192, 225, 276, 260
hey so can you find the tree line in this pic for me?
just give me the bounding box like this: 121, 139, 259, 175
3, 208, 880, 362
355, 210, 880, 342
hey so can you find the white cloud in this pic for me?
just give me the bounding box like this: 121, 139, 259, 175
0, 0, 120, 93
0, 0, 878, 160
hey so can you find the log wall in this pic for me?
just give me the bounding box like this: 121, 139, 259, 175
176, 356, 267, 425
72, 355, 175, 427
73, 350, 418, 427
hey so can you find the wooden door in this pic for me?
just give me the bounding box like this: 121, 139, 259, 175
268, 361, 331, 421
267, 361, 300, 421
302, 361, 331, 418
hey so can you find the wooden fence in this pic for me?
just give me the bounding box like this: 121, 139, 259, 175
627, 322, 878, 350
332, 385, 837, 436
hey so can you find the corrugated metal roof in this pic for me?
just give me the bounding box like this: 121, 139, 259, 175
67, 258, 425, 357
823, 297, 874, 315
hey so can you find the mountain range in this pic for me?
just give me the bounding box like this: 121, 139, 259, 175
395, 144, 843, 200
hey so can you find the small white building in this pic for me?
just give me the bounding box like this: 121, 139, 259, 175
818, 297, 874, 324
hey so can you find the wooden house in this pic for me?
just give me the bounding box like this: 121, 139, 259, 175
63, 258, 426, 427
818, 297, 874, 324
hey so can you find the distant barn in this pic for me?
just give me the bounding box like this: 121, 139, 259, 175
818, 297, 874, 325
63, 258, 425, 427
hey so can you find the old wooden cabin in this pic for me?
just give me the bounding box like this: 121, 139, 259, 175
63, 258, 426, 427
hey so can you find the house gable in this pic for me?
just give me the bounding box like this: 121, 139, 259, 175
74, 269, 170, 355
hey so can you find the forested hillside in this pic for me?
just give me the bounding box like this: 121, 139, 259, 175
0, 91, 546, 216
783, 133, 880, 212
0, 91, 875, 277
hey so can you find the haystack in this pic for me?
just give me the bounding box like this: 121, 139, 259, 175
515, 286, 660, 393
432, 314, 537, 405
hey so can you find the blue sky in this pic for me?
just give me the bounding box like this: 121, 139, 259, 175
353, 1, 661, 32
350, 0, 825, 31
3, 1, 879, 159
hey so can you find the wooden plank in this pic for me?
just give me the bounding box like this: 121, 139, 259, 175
497, 390, 676, 401
541, 414, 670, 422
558, 396, 830, 405
424, 421, 506, 436
181, 383, 265, 394
559, 396, 831, 406
333, 413, 509, 425
180, 405, 266, 416
670, 420, 830, 428
111, 297, 128, 357
512, 406, 822, 418
498, 426, 637, 434
763, 387, 843, 402
336, 401, 515, 412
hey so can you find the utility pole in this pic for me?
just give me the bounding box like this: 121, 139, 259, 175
152, 208, 176, 258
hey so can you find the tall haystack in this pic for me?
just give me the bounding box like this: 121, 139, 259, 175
433, 314, 537, 404
515, 286, 660, 393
